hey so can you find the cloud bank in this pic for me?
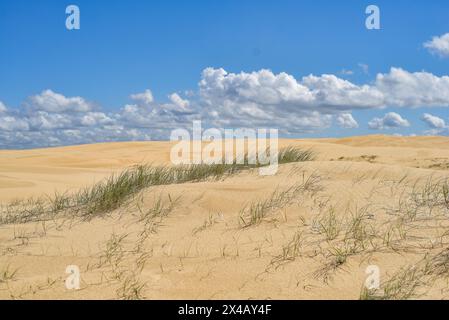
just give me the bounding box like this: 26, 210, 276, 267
2, 67, 449, 148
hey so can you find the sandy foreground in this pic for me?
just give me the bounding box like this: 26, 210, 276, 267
1, 135, 449, 299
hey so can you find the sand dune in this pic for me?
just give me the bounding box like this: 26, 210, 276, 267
2, 135, 449, 202
1, 135, 449, 299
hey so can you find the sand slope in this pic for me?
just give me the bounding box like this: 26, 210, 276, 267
1, 135, 449, 300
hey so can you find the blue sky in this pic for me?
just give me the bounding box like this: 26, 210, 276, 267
1, 0, 449, 148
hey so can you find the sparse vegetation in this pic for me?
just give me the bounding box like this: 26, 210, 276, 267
136, 194, 181, 236
265, 174, 449, 291
315, 207, 341, 241
278, 147, 315, 164
360, 265, 424, 300
239, 173, 321, 227
99, 233, 128, 269
116, 272, 146, 300
192, 212, 223, 235
0, 265, 18, 284
269, 231, 304, 269
6, 139, 449, 300
0, 146, 315, 225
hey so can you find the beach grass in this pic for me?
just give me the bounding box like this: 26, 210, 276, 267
0, 146, 315, 224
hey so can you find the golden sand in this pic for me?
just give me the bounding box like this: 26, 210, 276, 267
1, 135, 449, 299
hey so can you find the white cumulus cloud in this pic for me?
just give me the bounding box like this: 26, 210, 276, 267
336, 113, 359, 129
0, 101, 7, 113
421, 113, 446, 129
424, 33, 449, 57
0, 90, 157, 148
375, 68, 449, 107
368, 112, 410, 130
28, 89, 92, 113
130, 89, 154, 105
168, 93, 190, 110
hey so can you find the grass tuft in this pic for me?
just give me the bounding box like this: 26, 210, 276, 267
278, 147, 315, 164
0, 146, 314, 224
0, 265, 18, 284
360, 266, 423, 300
239, 173, 321, 228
